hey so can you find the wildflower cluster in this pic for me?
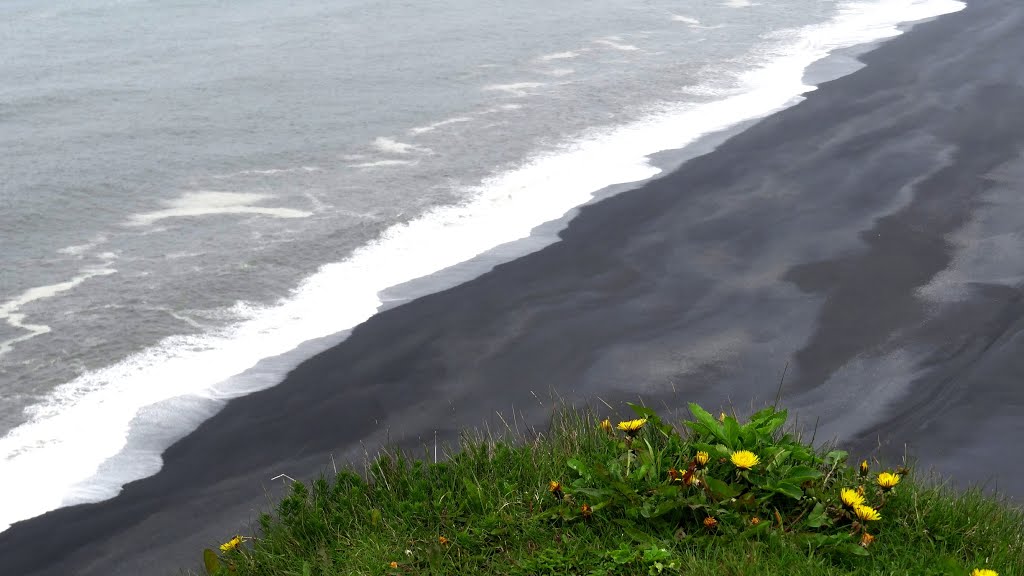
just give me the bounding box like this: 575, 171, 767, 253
542, 402, 925, 563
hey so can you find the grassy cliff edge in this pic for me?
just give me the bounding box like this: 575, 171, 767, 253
195, 403, 1023, 575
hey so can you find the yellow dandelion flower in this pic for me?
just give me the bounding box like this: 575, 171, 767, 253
581, 503, 593, 519
703, 516, 718, 529
599, 418, 613, 433
877, 472, 901, 492
219, 535, 243, 553
840, 487, 864, 509
548, 480, 563, 499
859, 459, 869, 477
617, 418, 647, 436
730, 450, 760, 470
438, 535, 449, 546
389, 561, 399, 568
859, 532, 875, 548
750, 517, 760, 525
970, 569, 999, 576
853, 504, 881, 522
695, 451, 710, 468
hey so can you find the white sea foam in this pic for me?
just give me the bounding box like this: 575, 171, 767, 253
723, 0, 758, 7
482, 82, 546, 97
127, 191, 312, 226
671, 14, 726, 30
57, 235, 107, 257
348, 159, 419, 169
0, 267, 118, 357
541, 68, 575, 77
538, 50, 582, 61
372, 137, 432, 155
213, 166, 320, 179
0, 0, 966, 533
409, 117, 473, 135
671, 14, 702, 25
594, 37, 640, 52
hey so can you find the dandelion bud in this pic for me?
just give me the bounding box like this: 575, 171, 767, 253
703, 516, 718, 530
695, 451, 710, 468
859, 459, 869, 478
859, 532, 875, 548
581, 503, 593, 519
599, 418, 613, 434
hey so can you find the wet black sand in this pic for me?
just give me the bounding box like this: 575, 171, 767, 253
4, 1, 1024, 574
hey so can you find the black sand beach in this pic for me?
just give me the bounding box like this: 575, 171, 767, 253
4, 0, 1024, 574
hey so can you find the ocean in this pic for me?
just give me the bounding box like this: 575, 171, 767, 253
0, 0, 965, 532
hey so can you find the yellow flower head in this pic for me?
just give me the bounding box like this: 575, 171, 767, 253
389, 561, 399, 568
859, 532, 875, 548
617, 418, 647, 435
599, 418, 613, 433
548, 477, 565, 496
859, 459, 870, 477
703, 516, 718, 529
841, 487, 865, 509
853, 504, 881, 522
877, 472, 901, 491
750, 517, 760, 525
730, 450, 760, 470
438, 535, 449, 546
581, 503, 593, 518
219, 535, 243, 553
695, 451, 710, 468
971, 570, 999, 576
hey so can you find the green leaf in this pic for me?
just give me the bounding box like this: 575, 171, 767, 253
823, 450, 849, 466
202, 549, 222, 576
805, 502, 829, 528
704, 476, 740, 500
566, 458, 588, 476
767, 480, 804, 500
723, 417, 741, 450
687, 403, 726, 443
785, 466, 823, 484
628, 403, 659, 421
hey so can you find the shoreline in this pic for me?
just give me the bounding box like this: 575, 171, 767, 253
5, 1, 1024, 574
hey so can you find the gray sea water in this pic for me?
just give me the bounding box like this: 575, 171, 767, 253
0, 0, 964, 530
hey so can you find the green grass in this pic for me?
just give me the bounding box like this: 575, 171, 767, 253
197, 404, 1024, 576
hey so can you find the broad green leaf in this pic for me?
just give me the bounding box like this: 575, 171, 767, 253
785, 466, 823, 484
202, 549, 222, 576
687, 403, 727, 443
704, 476, 740, 500
723, 417, 741, 449
566, 458, 587, 475
805, 501, 829, 528
767, 480, 804, 500
824, 450, 849, 466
